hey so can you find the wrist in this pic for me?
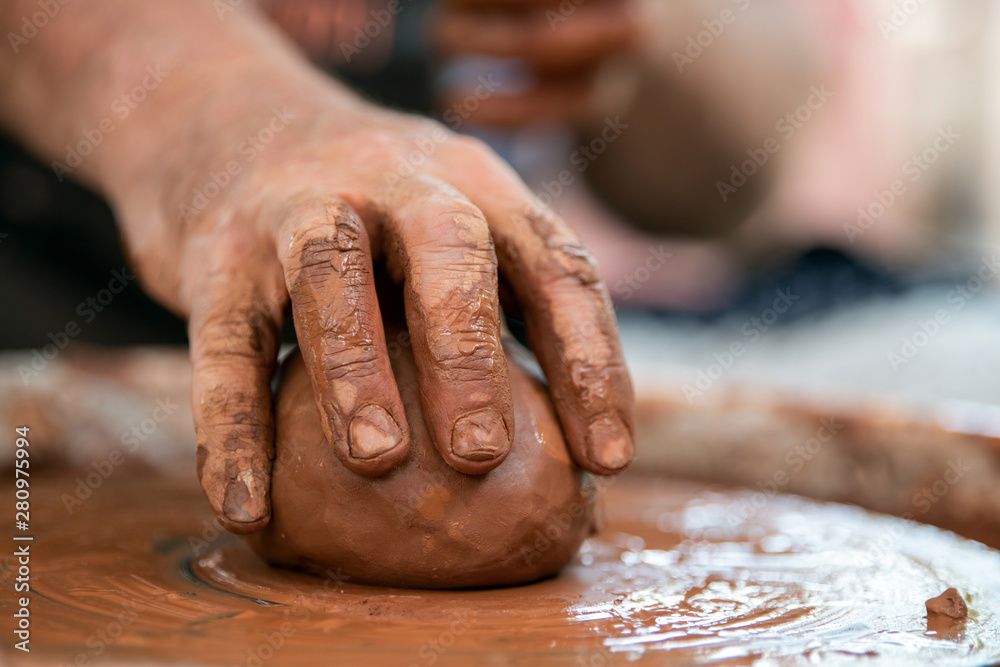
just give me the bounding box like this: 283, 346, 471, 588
106, 57, 373, 226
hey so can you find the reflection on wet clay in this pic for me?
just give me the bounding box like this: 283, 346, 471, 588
3, 469, 1000, 666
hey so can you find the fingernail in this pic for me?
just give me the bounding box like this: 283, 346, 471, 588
223, 472, 269, 523
586, 413, 633, 471
348, 405, 404, 460
452, 408, 509, 461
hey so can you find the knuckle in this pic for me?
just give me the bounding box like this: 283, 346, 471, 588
548, 296, 614, 348
543, 302, 625, 411
438, 208, 492, 249
286, 208, 366, 272
307, 297, 380, 362
420, 278, 499, 327
529, 214, 603, 288
424, 195, 485, 225
402, 116, 448, 137
293, 242, 371, 296
427, 332, 501, 381
421, 291, 503, 380
194, 383, 271, 423
194, 305, 280, 363
560, 357, 625, 414
410, 241, 497, 274
405, 204, 496, 267
317, 341, 381, 382
543, 244, 603, 288
193, 386, 273, 454
195, 431, 271, 487
451, 134, 498, 164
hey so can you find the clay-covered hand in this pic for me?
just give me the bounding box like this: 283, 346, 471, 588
115, 64, 634, 533
432, 0, 639, 125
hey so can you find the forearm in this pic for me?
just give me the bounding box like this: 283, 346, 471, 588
0, 0, 359, 205
0, 0, 375, 312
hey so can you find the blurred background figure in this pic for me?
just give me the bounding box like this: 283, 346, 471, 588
439, 0, 993, 317
0, 0, 997, 343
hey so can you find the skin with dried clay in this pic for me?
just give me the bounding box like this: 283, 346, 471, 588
0, 0, 636, 533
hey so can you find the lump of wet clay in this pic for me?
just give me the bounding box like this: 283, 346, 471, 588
926, 587, 969, 620
244, 331, 597, 589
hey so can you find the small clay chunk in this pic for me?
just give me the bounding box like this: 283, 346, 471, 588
926, 588, 969, 620
244, 323, 597, 589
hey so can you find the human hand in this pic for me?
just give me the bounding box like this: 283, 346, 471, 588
115, 65, 635, 533
433, 0, 639, 125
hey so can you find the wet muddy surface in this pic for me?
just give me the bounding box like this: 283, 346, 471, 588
3, 468, 999, 666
